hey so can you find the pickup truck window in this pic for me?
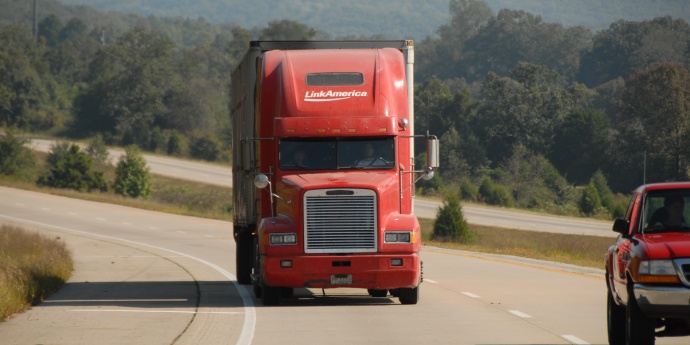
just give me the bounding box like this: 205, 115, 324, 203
642, 190, 690, 232
279, 137, 395, 171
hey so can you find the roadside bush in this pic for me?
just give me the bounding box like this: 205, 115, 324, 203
478, 176, 514, 207
459, 178, 478, 201
149, 126, 165, 152
85, 134, 111, 168
591, 170, 615, 212
579, 181, 602, 216
432, 193, 475, 243
0, 130, 37, 181
114, 145, 152, 198
189, 131, 221, 161
167, 130, 185, 156
37, 143, 107, 192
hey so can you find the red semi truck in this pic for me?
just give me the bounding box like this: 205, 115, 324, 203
230, 41, 438, 305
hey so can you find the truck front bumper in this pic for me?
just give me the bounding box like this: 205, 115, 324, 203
634, 283, 690, 317
262, 253, 421, 289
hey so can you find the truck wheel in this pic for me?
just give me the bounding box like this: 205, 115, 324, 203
262, 282, 281, 306
398, 286, 419, 305
368, 289, 388, 297
281, 287, 294, 298
607, 287, 625, 345
235, 231, 253, 285
627, 289, 655, 345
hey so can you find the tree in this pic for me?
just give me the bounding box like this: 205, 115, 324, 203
612, 63, 690, 189
476, 63, 575, 164
550, 108, 610, 185
259, 20, 317, 41
75, 27, 176, 144
432, 193, 474, 243
37, 144, 107, 192
0, 129, 36, 181
578, 16, 690, 87
461, 9, 591, 82
114, 145, 152, 198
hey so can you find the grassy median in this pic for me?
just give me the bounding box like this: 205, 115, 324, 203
419, 218, 611, 269
0, 225, 73, 321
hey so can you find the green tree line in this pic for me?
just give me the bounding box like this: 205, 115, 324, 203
2, 0, 690, 219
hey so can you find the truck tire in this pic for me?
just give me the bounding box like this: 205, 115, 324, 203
235, 230, 253, 285
607, 287, 626, 345
368, 289, 388, 297
627, 289, 655, 345
262, 282, 281, 306
398, 286, 419, 305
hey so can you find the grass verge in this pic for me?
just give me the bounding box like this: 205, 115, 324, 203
419, 218, 610, 269
0, 225, 73, 321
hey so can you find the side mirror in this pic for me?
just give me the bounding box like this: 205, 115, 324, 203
253, 174, 269, 189
426, 138, 439, 170
421, 167, 434, 181
612, 219, 630, 235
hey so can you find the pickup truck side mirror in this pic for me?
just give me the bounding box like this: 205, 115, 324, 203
612, 218, 630, 235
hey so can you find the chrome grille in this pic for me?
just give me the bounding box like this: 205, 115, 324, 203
304, 189, 377, 253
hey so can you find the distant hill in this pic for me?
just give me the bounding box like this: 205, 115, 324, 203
45, 0, 690, 39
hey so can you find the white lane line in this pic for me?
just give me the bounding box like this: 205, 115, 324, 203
0, 214, 256, 345
67, 309, 243, 315
204, 235, 214, 238
461, 292, 480, 298
177, 230, 186, 234
424, 279, 438, 284
69, 212, 78, 216
15, 203, 25, 207
123, 222, 132, 226
508, 310, 532, 318
562, 334, 589, 344
46, 299, 188, 303
42, 207, 51, 211
150, 226, 159, 230
96, 217, 106, 221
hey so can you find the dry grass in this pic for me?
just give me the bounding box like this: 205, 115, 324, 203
0, 174, 233, 221
419, 218, 611, 269
0, 225, 73, 321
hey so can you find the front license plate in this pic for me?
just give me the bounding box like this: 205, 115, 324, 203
331, 274, 352, 285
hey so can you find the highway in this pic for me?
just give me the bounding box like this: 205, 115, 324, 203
1, 186, 685, 344
2, 141, 664, 344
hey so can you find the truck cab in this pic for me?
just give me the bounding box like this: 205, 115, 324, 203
231, 41, 438, 305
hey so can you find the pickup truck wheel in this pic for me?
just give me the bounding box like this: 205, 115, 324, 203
398, 286, 419, 305
627, 290, 655, 345
607, 287, 626, 345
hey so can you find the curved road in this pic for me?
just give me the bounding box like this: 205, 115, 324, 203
1, 186, 685, 344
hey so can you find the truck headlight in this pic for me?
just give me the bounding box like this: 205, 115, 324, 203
269, 233, 297, 245
637, 260, 680, 283
384, 231, 412, 243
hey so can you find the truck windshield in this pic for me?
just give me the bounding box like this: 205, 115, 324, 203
279, 137, 395, 171
642, 189, 690, 232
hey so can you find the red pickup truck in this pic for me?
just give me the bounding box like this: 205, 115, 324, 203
605, 182, 690, 345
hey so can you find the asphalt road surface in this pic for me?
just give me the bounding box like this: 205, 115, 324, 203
1, 186, 687, 344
